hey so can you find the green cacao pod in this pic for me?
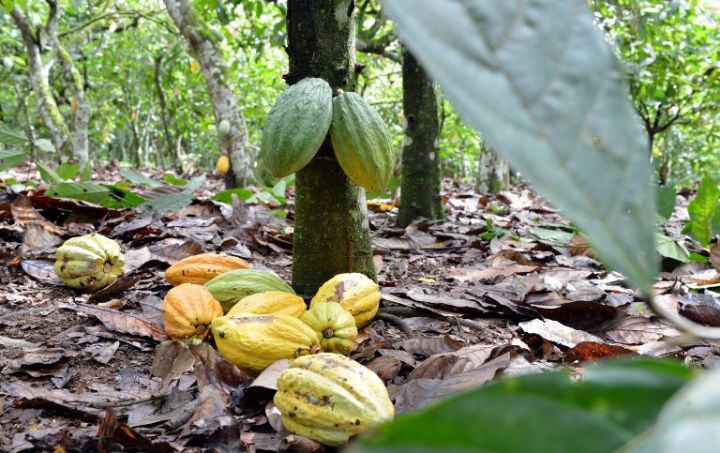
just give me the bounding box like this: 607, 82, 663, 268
204, 269, 296, 313
218, 119, 231, 135
211, 314, 321, 374
311, 273, 381, 328
54, 233, 125, 291
301, 302, 357, 355
274, 353, 394, 446
330, 91, 394, 193
261, 77, 333, 177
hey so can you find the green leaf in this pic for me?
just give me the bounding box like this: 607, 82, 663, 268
622, 367, 720, 453
34, 139, 55, 153
382, 0, 658, 296
0, 148, 26, 171
56, 162, 81, 180
528, 226, 575, 246
0, 123, 28, 145
162, 174, 188, 186
36, 162, 64, 184
655, 232, 690, 263
656, 185, 677, 221
212, 188, 254, 204
142, 191, 193, 212
355, 359, 693, 453
119, 169, 163, 188
101, 183, 146, 209
686, 176, 720, 246
185, 175, 206, 191
46, 182, 111, 205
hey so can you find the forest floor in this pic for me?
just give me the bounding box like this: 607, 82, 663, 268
1, 164, 719, 452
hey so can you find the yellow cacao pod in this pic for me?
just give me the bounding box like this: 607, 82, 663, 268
330, 91, 394, 193
216, 155, 230, 176
311, 273, 380, 328
301, 302, 357, 355
274, 353, 394, 446
211, 314, 321, 374
165, 253, 250, 287
54, 233, 125, 291
260, 78, 333, 177
163, 283, 223, 342
205, 269, 296, 313
226, 291, 306, 318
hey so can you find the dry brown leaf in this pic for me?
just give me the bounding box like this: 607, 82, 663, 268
519, 319, 603, 348
70, 303, 167, 341
399, 336, 465, 356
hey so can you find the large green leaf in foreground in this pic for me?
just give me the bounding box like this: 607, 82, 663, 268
382, 0, 657, 295
353, 359, 694, 453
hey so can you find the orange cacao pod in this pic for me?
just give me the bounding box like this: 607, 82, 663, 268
165, 253, 250, 286
163, 283, 224, 342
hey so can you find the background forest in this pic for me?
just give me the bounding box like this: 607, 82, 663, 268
2, 0, 716, 189
2, 0, 720, 452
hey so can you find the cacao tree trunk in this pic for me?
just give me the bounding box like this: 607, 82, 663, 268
286, 0, 376, 295
476, 141, 510, 194
163, 0, 254, 186
46, 0, 90, 167
153, 54, 179, 171
397, 47, 443, 227
10, 5, 72, 161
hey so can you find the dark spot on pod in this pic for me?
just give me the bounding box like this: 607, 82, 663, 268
219, 331, 225, 338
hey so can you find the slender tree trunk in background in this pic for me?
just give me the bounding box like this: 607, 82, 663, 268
397, 48, 443, 227
46, 0, 90, 167
10, 6, 72, 161
153, 55, 178, 171
287, 0, 376, 295
476, 142, 509, 194
164, 0, 254, 186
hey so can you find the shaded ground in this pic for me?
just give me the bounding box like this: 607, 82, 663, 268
1, 164, 719, 452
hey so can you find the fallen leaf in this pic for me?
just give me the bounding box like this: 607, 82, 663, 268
68, 303, 167, 341
519, 319, 604, 348
563, 341, 635, 364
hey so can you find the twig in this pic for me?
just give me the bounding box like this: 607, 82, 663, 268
375, 312, 413, 336
89, 395, 159, 409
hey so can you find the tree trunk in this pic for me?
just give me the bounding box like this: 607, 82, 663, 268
153, 55, 178, 171
10, 5, 72, 160
163, 0, 254, 186
287, 0, 376, 295
397, 47, 443, 227
45, 0, 89, 167
476, 141, 509, 194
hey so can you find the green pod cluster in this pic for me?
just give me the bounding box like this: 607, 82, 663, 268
204, 269, 296, 313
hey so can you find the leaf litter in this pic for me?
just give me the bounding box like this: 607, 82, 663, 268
1, 167, 719, 451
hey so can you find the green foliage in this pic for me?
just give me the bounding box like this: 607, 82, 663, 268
685, 177, 720, 246
0, 123, 28, 146
592, 0, 720, 185
0, 148, 26, 171
355, 359, 694, 453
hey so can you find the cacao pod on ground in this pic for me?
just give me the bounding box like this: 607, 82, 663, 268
330, 90, 394, 193
163, 283, 223, 342
226, 291, 307, 318
311, 273, 381, 328
54, 233, 125, 291
301, 302, 357, 355
274, 353, 394, 446
165, 253, 250, 287
216, 155, 230, 176
211, 314, 321, 373
260, 77, 333, 177
205, 269, 296, 313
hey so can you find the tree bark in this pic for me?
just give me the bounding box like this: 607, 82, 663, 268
153, 54, 178, 171
10, 5, 72, 160
163, 0, 254, 186
287, 0, 376, 295
46, 0, 90, 167
397, 48, 443, 227
476, 141, 509, 194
